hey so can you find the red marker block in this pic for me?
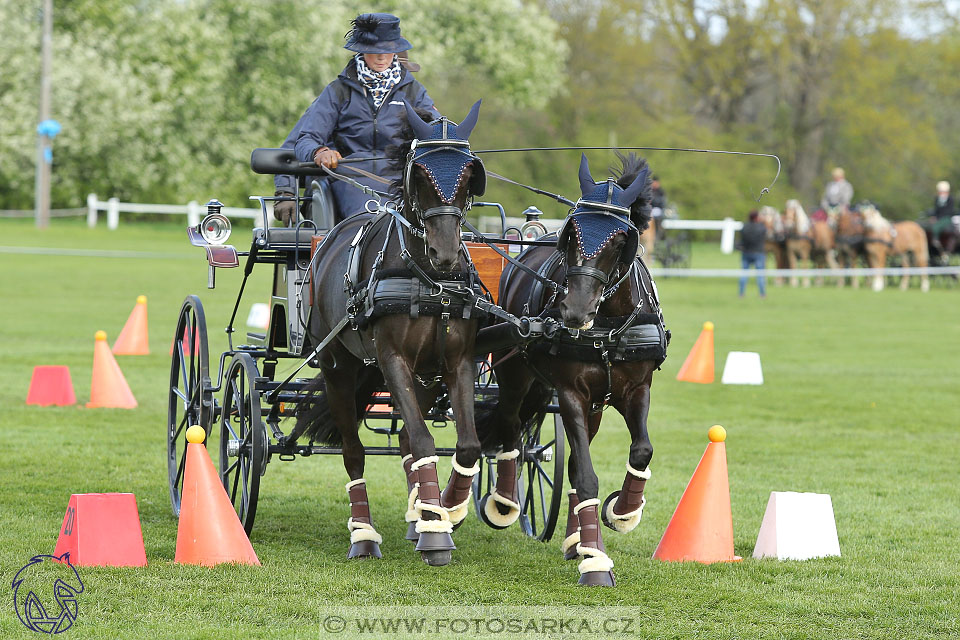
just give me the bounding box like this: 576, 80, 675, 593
26, 366, 77, 406
53, 493, 147, 567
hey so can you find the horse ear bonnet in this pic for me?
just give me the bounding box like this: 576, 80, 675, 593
404, 99, 485, 202
557, 154, 641, 263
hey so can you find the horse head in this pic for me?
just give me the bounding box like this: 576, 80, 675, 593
758, 206, 783, 240
401, 99, 484, 272
783, 199, 810, 235
557, 153, 651, 330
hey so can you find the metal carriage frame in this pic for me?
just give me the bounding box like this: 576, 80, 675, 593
166, 149, 566, 543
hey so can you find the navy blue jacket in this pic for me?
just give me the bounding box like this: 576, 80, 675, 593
288, 59, 438, 217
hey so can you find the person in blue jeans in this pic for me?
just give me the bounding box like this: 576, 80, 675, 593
738, 210, 767, 297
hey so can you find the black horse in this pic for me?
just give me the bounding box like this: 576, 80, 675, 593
477, 153, 668, 586
292, 100, 487, 566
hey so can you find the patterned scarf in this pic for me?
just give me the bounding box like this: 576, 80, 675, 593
355, 54, 402, 109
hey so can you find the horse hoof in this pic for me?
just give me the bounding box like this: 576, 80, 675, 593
405, 521, 420, 543
578, 570, 616, 587
600, 491, 620, 531
563, 547, 580, 561
347, 540, 382, 559
420, 549, 452, 566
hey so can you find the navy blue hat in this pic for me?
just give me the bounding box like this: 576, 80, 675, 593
344, 13, 412, 54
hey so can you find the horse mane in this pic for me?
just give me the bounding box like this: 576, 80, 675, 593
758, 205, 783, 234
610, 151, 653, 233
387, 107, 437, 193
860, 203, 891, 231
785, 199, 810, 234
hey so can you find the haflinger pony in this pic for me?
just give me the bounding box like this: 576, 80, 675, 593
477, 153, 668, 587
810, 217, 838, 286
781, 199, 814, 287
834, 207, 868, 288
292, 100, 487, 566
860, 204, 930, 292
758, 206, 787, 284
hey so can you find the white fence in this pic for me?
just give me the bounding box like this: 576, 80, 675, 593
85, 194, 263, 230
477, 215, 743, 253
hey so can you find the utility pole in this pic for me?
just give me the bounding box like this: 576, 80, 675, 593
35, 0, 53, 229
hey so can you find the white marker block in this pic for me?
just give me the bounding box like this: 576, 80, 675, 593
246, 303, 270, 329
721, 351, 763, 385
753, 491, 841, 560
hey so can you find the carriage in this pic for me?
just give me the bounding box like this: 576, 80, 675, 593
166, 148, 567, 543
167, 103, 667, 585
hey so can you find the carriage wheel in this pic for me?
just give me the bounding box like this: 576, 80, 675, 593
473, 412, 565, 542
219, 353, 268, 535
167, 295, 213, 517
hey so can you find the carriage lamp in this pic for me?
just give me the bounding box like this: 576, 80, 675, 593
520, 206, 548, 241
200, 199, 232, 245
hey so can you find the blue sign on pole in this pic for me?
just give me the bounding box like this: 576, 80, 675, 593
37, 119, 62, 138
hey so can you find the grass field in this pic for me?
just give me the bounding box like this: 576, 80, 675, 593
2, 217, 958, 639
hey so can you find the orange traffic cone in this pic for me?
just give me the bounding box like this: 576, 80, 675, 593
175, 426, 260, 566
653, 425, 741, 563
87, 331, 137, 409
113, 295, 150, 355
676, 321, 715, 384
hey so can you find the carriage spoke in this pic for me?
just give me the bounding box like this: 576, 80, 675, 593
225, 417, 240, 441
230, 459, 241, 502
224, 458, 239, 476
172, 385, 189, 404
537, 466, 547, 523
532, 459, 554, 488
175, 447, 187, 488
171, 416, 186, 441
240, 457, 249, 512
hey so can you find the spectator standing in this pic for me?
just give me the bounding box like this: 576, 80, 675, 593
738, 210, 768, 297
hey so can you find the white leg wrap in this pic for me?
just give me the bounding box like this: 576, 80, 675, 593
495, 449, 520, 461
405, 487, 419, 523
415, 501, 453, 534
625, 463, 651, 480
445, 496, 472, 526
573, 497, 601, 514
401, 454, 413, 464
451, 455, 480, 477
411, 455, 440, 471
605, 495, 646, 534
345, 478, 366, 491
577, 546, 614, 574
483, 489, 521, 527
415, 518, 454, 534
561, 531, 581, 557
347, 518, 383, 545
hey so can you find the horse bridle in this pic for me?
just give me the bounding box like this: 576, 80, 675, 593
402, 123, 484, 229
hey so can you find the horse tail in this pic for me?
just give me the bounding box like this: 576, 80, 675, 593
916, 223, 930, 266
474, 402, 500, 450
293, 375, 342, 446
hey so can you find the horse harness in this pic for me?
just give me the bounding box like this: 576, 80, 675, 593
507, 220, 669, 413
